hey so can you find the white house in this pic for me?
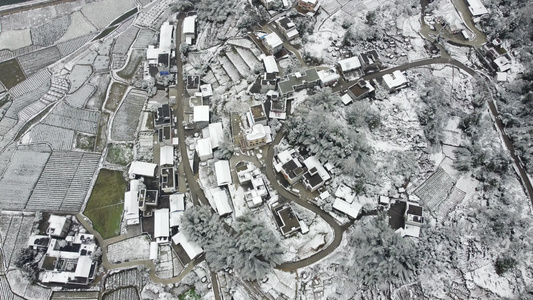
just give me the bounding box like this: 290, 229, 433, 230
466, 0, 488, 17
123, 191, 140, 225
154, 209, 170, 243
183, 15, 197, 45
129, 161, 157, 178
318, 68, 340, 87
172, 232, 203, 260
262, 32, 283, 54
208, 122, 224, 149
214, 160, 232, 186
262, 55, 279, 75
212, 188, 232, 216
196, 138, 213, 161
337, 56, 362, 74
169, 193, 185, 227
159, 145, 174, 166
333, 198, 362, 219
382, 70, 408, 91
193, 105, 210, 128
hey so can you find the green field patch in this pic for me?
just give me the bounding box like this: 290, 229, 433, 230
179, 289, 201, 300
106, 143, 133, 165
0, 59, 26, 89
84, 169, 126, 239
105, 82, 128, 112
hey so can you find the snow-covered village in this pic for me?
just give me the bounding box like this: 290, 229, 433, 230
0, 0, 533, 299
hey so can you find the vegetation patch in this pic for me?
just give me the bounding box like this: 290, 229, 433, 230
76, 133, 96, 151
0, 59, 26, 89
105, 82, 128, 111
106, 143, 133, 165
178, 289, 201, 300
117, 49, 144, 81
84, 169, 126, 239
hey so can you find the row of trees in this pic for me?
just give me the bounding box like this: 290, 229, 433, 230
180, 206, 284, 280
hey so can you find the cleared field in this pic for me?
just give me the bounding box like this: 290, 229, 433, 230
104, 268, 141, 290
0, 275, 15, 300
84, 169, 126, 239
105, 82, 128, 111
81, 0, 137, 29
27, 151, 101, 212
65, 84, 95, 108
42, 101, 100, 135
0, 143, 16, 178
51, 291, 100, 300
86, 73, 111, 110
112, 26, 139, 55
0, 145, 51, 210
132, 29, 156, 49
117, 49, 144, 81
107, 235, 150, 263
226, 50, 251, 77
26, 124, 75, 151
77, 51, 98, 65
102, 287, 139, 300
17, 46, 61, 75
414, 167, 455, 210
235, 46, 261, 69
0, 213, 34, 271
30, 15, 71, 47
0, 59, 26, 90
94, 55, 110, 73
68, 65, 93, 93
95, 112, 110, 152
57, 12, 97, 43
106, 143, 133, 165
0, 29, 32, 51
0, 45, 42, 62
111, 90, 147, 141
57, 34, 94, 57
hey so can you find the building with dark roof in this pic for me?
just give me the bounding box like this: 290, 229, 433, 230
155, 104, 171, 126
186, 75, 200, 95
277, 17, 299, 40
278, 68, 320, 98
347, 79, 375, 101
272, 204, 302, 236
280, 158, 307, 185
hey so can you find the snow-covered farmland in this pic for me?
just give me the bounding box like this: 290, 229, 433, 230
26, 151, 100, 212
111, 89, 147, 141
30, 15, 71, 47
136, 0, 173, 29
57, 11, 97, 43
81, 0, 137, 29
103, 287, 139, 300
94, 55, 111, 72
132, 29, 157, 49
6, 72, 51, 119
0, 29, 32, 51
76, 50, 98, 65
42, 101, 100, 135
0, 213, 34, 271
18, 46, 62, 75
25, 124, 75, 151
113, 26, 140, 55
155, 244, 182, 279
57, 34, 94, 57
7, 269, 52, 300
0, 145, 51, 210
105, 268, 142, 291
68, 64, 93, 93
107, 235, 151, 263
65, 83, 95, 108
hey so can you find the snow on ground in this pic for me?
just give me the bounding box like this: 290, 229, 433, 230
8, 269, 52, 300
260, 269, 297, 299
466, 264, 515, 299
290, 89, 308, 113
57, 11, 97, 43
107, 234, 151, 263
0, 29, 32, 50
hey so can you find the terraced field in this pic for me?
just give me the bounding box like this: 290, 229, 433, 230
0, 213, 34, 271
105, 268, 142, 291
112, 26, 139, 55
42, 101, 100, 135
65, 84, 95, 108
17, 46, 61, 75
414, 167, 456, 210
26, 124, 75, 151
102, 287, 139, 300
111, 89, 147, 141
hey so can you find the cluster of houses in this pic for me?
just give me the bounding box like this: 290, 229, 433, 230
26, 215, 99, 285
478, 38, 513, 81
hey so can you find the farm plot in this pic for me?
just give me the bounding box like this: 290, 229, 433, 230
103, 287, 139, 300
95, 112, 110, 152
0, 143, 16, 178
105, 82, 128, 111
0, 29, 32, 51
0, 145, 51, 210
225, 50, 252, 78
17, 46, 61, 75
112, 54, 127, 70
135, 0, 173, 28
30, 15, 71, 47
210, 64, 231, 87
75, 133, 96, 151
0, 45, 42, 63
8, 68, 51, 98
84, 169, 126, 239
414, 167, 456, 210
7, 269, 52, 300
81, 0, 137, 29
0, 117, 17, 138
57, 12, 97, 43
112, 26, 139, 55
137, 132, 154, 161
0, 275, 15, 300
105, 268, 142, 290
25, 124, 75, 151
235, 47, 261, 70
218, 56, 240, 82
85, 73, 111, 110
132, 29, 156, 49
106, 143, 134, 166
65, 84, 95, 108
69, 65, 93, 93
0, 214, 34, 271
42, 101, 100, 135
97, 38, 114, 56
117, 49, 144, 81
27, 151, 100, 212
114, 15, 136, 35
77, 51, 98, 65
111, 90, 147, 141
51, 291, 100, 300
57, 34, 94, 57
107, 235, 151, 263
94, 56, 110, 73
0, 59, 26, 90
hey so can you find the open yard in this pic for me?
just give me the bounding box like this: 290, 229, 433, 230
84, 168, 126, 239
0, 59, 26, 89
105, 82, 128, 111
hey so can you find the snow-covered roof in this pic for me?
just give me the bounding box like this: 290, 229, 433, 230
382, 70, 408, 90
147, 45, 159, 60
333, 198, 362, 219
169, 193, 185, 212
209, 122, 224, 149
277, 149, 295, 164
215, 160, 232, 186
338, 56, 362, 72
172, 232, 203, 260
130, 179, 140, 192
494, 56, 511, 72
200, 84, 213, 97
335, 184, 355, 203
124, 191, 139, 223
303, 156, 330, 182
466, 0, 488, 16
159, 145, 174, 166
74, 256, 93, 278
403, 224, 421, 238
264, 32, 283, 48
317, 69, 340, 85
150, 242, 158, 260
129, 161, 157, 177
154, 209, 169, 239
196, 138, 213, 158
42, 271, 70, 284
212, 188, 232, 216
263, 55, 279, 74
193, 105, 210, 123
159, 22, 174, 53
341, 94, 352, 105
246, 124, 267, 142
286, 28, 299, 39
496, 72, 508, 82
183, 16, 196, 34
320, 190, 330, 200
47, 215, 68, 236
169, 211, 184, 227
